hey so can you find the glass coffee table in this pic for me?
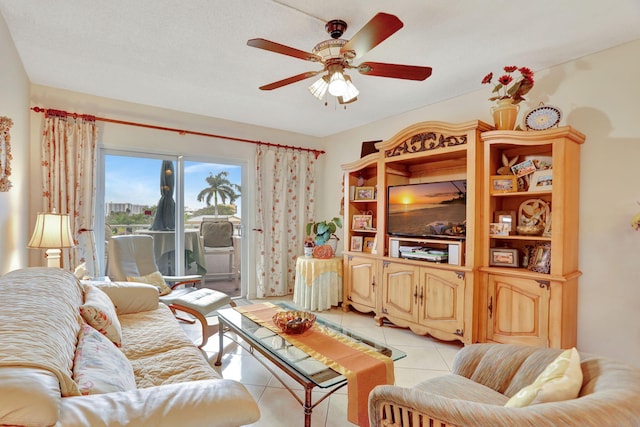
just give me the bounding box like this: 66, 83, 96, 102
215, 302, 405, 427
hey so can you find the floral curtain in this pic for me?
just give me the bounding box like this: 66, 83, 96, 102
255, 145, 315, 297
40, 110, 98, 275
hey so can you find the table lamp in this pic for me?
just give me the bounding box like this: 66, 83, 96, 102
28, 210, 76, 268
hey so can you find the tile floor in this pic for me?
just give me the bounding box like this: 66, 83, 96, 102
180, 297, 463, 427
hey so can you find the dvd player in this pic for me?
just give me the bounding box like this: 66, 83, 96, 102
400, 248, 448, 262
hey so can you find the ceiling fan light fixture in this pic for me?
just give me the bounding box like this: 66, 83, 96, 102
308, 76, 329, 100
328, 70, 347, 96
340, 75, 359, 103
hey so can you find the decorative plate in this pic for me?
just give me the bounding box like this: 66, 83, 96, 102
524, 105, 562, 130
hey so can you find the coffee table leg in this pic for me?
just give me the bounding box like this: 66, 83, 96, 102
214, 318, 225, 366
304, 386, 313, 427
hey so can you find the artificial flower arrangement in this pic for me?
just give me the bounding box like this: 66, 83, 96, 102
482, 66, 534, 104
631, 211, 640, 230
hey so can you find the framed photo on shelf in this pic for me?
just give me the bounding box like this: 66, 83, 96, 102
527, 243, 551, 274
489, 222, 510, 236
494, 210, 516, 234
363, 236, 375, 253
352, 214, 373, 230
510, 159, 537, 177
528, 170, 553, 192
354, 186, 375, 200
490, 175, 518, 194
489, 248, 519, 267
350, 236, 363, 252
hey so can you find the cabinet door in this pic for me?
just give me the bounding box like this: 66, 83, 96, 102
418, 268, 465, 337
346, 256, 377, 309
380, 262, 419, 323
487, 274, 549, 347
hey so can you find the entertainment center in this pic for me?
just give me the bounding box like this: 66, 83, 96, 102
341, 120, 584, 348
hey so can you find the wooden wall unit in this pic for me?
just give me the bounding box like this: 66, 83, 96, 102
341, 121, 492, 345
341, 122, 584, 348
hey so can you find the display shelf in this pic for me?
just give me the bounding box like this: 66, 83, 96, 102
479, 126, 585, 348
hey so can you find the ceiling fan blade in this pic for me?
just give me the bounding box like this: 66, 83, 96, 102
259, 71, 321, 90
340, 13, 403, 59
247, 38, 322, 62
358, 62, 433, 80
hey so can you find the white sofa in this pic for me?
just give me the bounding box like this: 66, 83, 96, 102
0, 267, 260, 427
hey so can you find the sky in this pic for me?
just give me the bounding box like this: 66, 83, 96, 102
105, 155, 242, 213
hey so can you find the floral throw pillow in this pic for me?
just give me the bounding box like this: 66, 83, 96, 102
126, 270, 172, 296
80, 283, 123, 347
73, 323, 136, 395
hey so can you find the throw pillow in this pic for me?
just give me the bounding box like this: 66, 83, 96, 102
80, 284, 123, 347
505, 347, 583, 408
126, 270, 172, 296
73, 323, 137, 395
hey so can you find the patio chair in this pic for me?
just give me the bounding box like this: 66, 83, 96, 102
199, 220, 239, 286
107, 234, 234, 348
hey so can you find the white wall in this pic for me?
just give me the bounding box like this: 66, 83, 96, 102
0, 13, 30, 274
320, 39, 640, 367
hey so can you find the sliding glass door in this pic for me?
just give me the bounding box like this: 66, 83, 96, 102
99, 151, 244, 298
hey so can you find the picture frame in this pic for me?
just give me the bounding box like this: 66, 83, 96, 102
527, 243, 551, 274
363, 236, 375, 253
490, 175, 517, 194
0, 116, 13, 192
354, 186, 375, 200
350, 236, 363, 252
352, 214, 373, 230
489, 248, 519, 267
489, 222, 510, 236
528, 170, 553, 192
494, 210, 516, 234
510, 159, 537, 177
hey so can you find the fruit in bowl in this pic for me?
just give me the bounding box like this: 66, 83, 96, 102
272, 310, 316, 334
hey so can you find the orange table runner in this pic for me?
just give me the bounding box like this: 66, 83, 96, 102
235, 303, 394, 427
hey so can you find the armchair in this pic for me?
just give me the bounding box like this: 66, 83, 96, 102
369, 343, 640, 427
107, 234, 234, 348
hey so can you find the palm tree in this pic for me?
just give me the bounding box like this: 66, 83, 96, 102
196, 171, 241, 215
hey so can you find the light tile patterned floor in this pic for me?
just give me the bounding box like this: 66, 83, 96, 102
180, 297, 463, 427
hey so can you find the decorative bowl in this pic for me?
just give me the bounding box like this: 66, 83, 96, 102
516, 224, 544, 236
272, 310, 316, 334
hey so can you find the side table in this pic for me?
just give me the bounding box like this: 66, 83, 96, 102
293, 256, 343, 311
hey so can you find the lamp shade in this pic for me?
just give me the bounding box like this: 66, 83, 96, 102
28, 212, 75, 249
328, 71, 347, 96
308, 76, 329, 100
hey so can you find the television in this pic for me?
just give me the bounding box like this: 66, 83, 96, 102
387, 180, 467, 238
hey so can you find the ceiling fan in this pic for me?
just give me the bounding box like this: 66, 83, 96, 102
247, 12, 432, 104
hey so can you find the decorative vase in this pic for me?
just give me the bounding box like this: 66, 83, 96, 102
304, 246, 314, 257
491, 99, 519, 130
312, 244, 334, 259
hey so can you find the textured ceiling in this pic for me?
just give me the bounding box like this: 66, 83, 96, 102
2, 0, 640, 137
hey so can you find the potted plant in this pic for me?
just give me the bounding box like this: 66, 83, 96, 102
305, 217, 343, 258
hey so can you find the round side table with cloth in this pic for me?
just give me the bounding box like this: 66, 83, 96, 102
293, 256, 343, 311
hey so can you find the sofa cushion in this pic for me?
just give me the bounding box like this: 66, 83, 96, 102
73, 323, 137, 395
80, 283, 123, 346
127, 270, 172, 296
505, 347, 582, 408
0, 367, 61, 427
83, 279, 159, 314
118, 304, 221, 388
0, 267, 82, 397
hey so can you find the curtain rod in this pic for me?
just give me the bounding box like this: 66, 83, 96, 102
30, 106, 325, 158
